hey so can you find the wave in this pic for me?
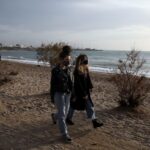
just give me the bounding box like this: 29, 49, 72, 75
89, 66, 115, 73
2, 57, 49, 66
2, 57, 150, 77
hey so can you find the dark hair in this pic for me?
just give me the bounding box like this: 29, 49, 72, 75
59, 45, 72, 60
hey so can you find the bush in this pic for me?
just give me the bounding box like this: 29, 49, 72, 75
0, 76, 11, 86
9, 71, 18, 76
113, 50, 149, 108
36, 42, 69, 67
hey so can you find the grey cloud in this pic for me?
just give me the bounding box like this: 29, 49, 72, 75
0, 0, 150, 32
0, 0, 150, 49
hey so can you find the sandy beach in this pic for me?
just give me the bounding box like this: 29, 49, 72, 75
0, 61, 150, 150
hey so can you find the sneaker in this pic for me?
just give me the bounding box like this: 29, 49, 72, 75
66, 118, 74, 125
92, 119, 103, 128
63, 134, 72, 143
51, 113, 56, 124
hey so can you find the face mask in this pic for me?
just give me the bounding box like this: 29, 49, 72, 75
82, 60, 88, 65
63, 60, 70, 66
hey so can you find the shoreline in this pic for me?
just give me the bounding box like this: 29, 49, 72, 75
1, 58, 116, 74
1, 59, 150, 78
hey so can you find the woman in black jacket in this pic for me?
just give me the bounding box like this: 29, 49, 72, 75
50, 45, 73, 142
66, 54, 103, 128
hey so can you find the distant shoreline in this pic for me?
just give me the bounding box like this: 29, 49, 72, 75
74, 48, 104, 51
0, 48, 104, 51
0, 48, 36, 51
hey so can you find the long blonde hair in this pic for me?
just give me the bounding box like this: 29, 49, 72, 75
74, 54, 89, 74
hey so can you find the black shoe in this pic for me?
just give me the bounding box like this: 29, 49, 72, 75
63, 134, 72, 143
66, 118, 74, 125
92, 119, 103, 128
51, 113, 56, 124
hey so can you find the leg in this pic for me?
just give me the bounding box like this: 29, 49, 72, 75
85, 97, 103, 128
66, 106, 75, 125
85, 98, 96, 120
67, 106, 75, 120
64, 93, 71, 118
54, 92, 69, 136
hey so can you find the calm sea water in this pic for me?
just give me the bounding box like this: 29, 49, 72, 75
1, 49, 150, 76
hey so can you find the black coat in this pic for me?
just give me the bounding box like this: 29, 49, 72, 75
71, 70, 94, 110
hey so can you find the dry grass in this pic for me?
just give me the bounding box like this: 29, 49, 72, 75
37, 42, 69, 66
113, 50, 149, 107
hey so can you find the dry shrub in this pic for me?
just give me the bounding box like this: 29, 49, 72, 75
113, 50, 149, 108
9, 71, 18, 76
0, 76, 11, 86
36, 42, 70, 66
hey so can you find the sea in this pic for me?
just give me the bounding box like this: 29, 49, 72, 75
1, 49, 150, 77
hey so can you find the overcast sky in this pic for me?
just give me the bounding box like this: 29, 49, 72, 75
1, 0, 150, 50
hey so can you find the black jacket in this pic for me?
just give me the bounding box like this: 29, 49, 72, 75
50, 65, 72, 101
71, 70, 94, 110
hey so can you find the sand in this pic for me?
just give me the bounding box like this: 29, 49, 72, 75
0, 61, 150, 150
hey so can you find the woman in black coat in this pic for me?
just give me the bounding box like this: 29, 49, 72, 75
66, 54, 103, 128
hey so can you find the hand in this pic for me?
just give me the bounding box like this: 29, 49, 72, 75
71, 97, 76, 102
83, 95, 88, 100
51, 99, 54, 104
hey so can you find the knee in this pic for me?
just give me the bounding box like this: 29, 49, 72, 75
57, 114, 66, 120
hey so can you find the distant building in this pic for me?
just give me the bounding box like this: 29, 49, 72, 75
20, 44, 25, 48
15, 44, 21, 48
9, 45, 13, 47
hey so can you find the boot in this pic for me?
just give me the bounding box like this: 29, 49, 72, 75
63, 134, 72, 143
66, 118, 74, 125
92, 119, 103, 128
51, 113, 56, 124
